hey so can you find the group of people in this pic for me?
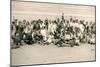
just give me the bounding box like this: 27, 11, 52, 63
11, 13, 96, 48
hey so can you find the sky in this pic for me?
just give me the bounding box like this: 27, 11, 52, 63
11, 0, 95, 21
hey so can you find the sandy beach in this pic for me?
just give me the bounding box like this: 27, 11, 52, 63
11, 43, 95, 66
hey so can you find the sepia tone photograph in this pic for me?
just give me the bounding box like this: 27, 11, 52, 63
11, 0, 96, 66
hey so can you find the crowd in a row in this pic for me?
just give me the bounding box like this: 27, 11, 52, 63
11, 14, 96, 48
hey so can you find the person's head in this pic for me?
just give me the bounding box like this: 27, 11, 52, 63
70, 16, 73, 22
57, 18, 60, 22
86, 21, 88, 25
12, 21, 15, 25
67, 20, 69, 24
15, 33, 19, 37
43, 26, 46, 29
26, 21, 29, 25
13, 19, 18, 25
73, 20, 75, 23
50, 32, 53, 35
45, 18, 48, 22
14, 19, 18, 22
76, 19, 78, 23
90, 21, 92, 25
18, 21, 22, 25
49, 20, 51, 24
23, 19, 26, 23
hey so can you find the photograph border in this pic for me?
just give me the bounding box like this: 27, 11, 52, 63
10, 0, 96, 67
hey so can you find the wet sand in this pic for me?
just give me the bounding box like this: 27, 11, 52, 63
11, 43, 95, 66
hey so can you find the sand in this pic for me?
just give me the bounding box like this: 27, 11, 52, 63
11, 43, 95, 66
